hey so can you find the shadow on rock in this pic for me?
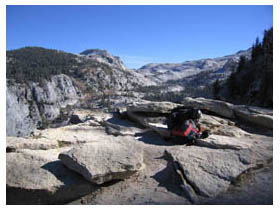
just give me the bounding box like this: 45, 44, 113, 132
41, 160, 83, 185
107, 112, 139, 128
151, 154, 186, 199
236, 121, 273, 137
135, 131, 174, 146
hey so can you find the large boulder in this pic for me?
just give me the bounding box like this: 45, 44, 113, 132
183, 97, 273, 129
125, 100, 252, 140
166, 141, 272, 198
183, 97, 235, 118
125, 101, 174, 135
199, 114, 251, 138
127, 100, 180, 114
59, 139, 144, 184
6, 148, 97, 204
233, 105, 273, 129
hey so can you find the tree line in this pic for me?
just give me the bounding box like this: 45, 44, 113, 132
223, 28, 273, 107
6, 46, 112, 84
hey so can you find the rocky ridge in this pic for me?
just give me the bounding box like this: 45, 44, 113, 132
6, 74, 80, 137
136, 48, 251, 89
6, 47, 255, 137
6, 47, 155, 137
78, 48, 156, 88
80, 49, 127, 71
6, 97, 273, 204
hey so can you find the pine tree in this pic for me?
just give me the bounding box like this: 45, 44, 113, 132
225, 27, 273, 107
237, 56, 246, 72
212, 79, 221, 99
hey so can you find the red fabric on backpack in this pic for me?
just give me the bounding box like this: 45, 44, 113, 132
171, 120, 199, 137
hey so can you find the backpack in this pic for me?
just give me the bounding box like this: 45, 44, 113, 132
170, 119, 201, 145
166, 106, 201, 130
172, 119, 200, 139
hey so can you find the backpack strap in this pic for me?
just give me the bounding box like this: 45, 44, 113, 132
172, 120, 193, 137
184, 121, 193, 136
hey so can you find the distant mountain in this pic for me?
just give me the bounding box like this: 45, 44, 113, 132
80, 49, 127, 71
6, 47, 153, 136
6, 47, 153, 89
136, 48, 252, 86
5, 45, 262, 137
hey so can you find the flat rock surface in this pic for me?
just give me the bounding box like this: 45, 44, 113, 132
6, 102, 273, 205
6, 136, 59, 151
199, 161, 273, 204
59, 138, 144, 184
166, 146, 260, 197
195, 135, 252, 150
6, 148, 97, 204
34, 124, 109, 144
69, 145, 190, 205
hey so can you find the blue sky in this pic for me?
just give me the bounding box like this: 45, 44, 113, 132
6, 5, 273, 69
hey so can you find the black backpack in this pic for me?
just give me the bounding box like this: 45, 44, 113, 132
167, 106, 201, 130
